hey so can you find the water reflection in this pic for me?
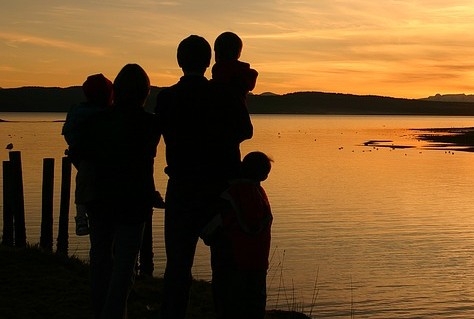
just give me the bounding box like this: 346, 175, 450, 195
2, 114, 474, 318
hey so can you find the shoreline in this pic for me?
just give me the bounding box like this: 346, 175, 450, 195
0, 245, 311, 319
360, 127, 474, 153
412, 127, 474, 152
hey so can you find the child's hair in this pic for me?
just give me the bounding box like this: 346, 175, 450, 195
82, 73, 114, 107
241, 151, 273, 182
214, 31, 243, 61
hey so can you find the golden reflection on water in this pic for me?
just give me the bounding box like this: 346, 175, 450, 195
240, 115, 474, 318
2, 113, 474, 318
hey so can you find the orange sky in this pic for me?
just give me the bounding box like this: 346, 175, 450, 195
2, 1, 474, 98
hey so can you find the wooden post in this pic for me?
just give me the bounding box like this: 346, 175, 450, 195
2, 161, 14, 246
57, 156, 71, 255
139, 215, 154, 276
8, 151, 26, 247
40, 158, 54, 252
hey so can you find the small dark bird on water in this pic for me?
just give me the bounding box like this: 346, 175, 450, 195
6, 143, 13, 150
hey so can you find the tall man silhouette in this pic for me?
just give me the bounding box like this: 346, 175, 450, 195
155, 35, 253, 319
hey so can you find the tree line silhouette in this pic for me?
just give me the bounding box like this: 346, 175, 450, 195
1, 87, 474, 115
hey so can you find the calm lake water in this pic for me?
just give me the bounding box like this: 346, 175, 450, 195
1, 112, 474, 318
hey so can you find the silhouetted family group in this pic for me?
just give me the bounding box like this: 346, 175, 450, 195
62, 33, 273, 319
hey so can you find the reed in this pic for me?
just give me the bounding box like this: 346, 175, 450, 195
0, 244, 310, 319
267, 248, 318, 318
268, 248, 358, 319
308, 266, 319, 317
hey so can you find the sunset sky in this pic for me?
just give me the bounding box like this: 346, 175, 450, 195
2, 0, 474, 98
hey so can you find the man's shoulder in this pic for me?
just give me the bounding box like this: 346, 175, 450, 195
156, 76, 212, 110
159, 76, 209, 92
156, 79, 190, 100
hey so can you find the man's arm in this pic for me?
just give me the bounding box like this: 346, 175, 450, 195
213, 83, 253, 143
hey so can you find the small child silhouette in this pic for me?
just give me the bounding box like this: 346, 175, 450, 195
62, 74, 114, 236
206, 151, 273, 319
212, 31, 258, 97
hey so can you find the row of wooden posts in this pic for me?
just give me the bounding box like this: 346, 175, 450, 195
2, 151, 154, 276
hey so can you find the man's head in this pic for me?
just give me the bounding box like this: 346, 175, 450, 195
113, 64, 150, 107
177, 35, 211, 75
214, 31, 242, 62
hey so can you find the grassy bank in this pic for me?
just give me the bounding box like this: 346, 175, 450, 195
0, 245, 310, 319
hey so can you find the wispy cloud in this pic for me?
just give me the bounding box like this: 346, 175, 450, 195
0, 65, 18, 72
0, 31, 107, 56
1, 0, 474, 96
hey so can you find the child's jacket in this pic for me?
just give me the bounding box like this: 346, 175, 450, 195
213, 179, 273, 271
212, 60, 258, 94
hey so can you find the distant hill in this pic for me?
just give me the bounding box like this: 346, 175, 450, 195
1, 86, 474, 115
421, 93, 474, 103
0, 86, 163, 113
247, 91, 474, 115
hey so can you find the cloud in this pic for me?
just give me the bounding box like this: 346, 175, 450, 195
0, 31, 107, 56
0, 65, 18, 72
2, 0, 474, 96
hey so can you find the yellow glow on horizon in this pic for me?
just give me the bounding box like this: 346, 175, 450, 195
1, 1, 474, 98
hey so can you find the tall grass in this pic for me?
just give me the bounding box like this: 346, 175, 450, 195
267, 248, 319, 317
268, 248, 356, 319
0, 244, 310, 319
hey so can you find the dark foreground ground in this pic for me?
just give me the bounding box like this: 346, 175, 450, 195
0, 245, 310, 319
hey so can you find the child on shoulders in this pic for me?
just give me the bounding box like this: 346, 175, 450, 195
212, 31, 258, 98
